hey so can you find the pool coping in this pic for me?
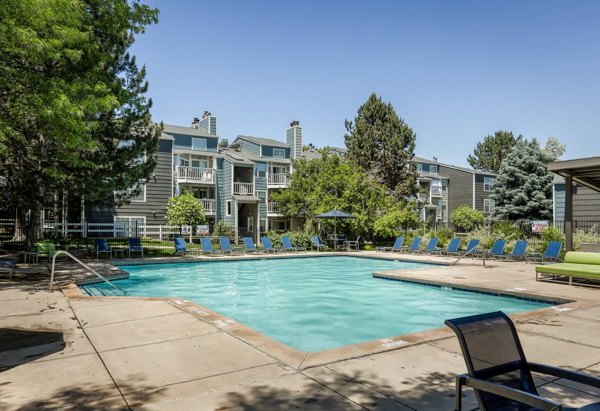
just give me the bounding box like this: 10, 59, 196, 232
61, 252, 586, 370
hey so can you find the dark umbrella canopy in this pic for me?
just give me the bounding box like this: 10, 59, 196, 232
314, 209, 356, 243
314, 209, 356, 219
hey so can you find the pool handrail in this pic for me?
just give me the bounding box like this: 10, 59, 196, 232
50, 250, 124, 294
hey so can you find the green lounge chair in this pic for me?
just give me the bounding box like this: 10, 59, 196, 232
536, 251, 600, 286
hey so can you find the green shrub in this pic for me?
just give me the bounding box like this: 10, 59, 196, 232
466, 227, 494, 250
573, 225, 600, 250
491, 220, 523, 241
430, 227, 454, 247
451, 205, 485, 232
212, 221, 235, 240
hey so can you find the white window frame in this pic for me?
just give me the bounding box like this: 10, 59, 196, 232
192, 137, 207, 151
484, 177, 496, 192
430, 165, 438, 174
129, 181, 146, 203
273, 148, 286, 158
416, 163, 422, 173
255, 163, 267, 178
484, 198, 495, 214
226, 200, 232, 216
257, 190, 267, 204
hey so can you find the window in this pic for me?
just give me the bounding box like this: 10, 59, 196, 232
226, 200, 232, 216
273, 220, 287, 230
260, 219, 267, 234
114, 216, 145, 238
484, 199, 495, 214
192, 138, 207, 150
416, 163, 422, 173
430, 165, 438, 174
273, 148, 286, 158
255, 163, 266, 178
191, 158, 209, 168
484, 177, 496, 192
442, 180, 448, 190
116, 181, 145, 202
257, 190, 267, 204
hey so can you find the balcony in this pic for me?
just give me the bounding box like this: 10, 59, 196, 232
418, 193, 428, 203
199, 199, 216, 215
177, 166, 215, 184
268, 173, 289, 187
233, 182, 254, 196
431, 185, 442, 197
267, 201, 281, 215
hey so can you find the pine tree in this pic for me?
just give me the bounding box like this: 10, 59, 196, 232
344, 93, 417, 198
467, 130, 522, 173
491, 139, 554, 222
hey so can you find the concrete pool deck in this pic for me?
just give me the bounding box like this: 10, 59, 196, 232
1, 252, 600, 409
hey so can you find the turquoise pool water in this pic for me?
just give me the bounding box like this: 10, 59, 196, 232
83, 256, 553, 351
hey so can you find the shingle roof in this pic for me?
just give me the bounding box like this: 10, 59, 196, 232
413, 156, 496, 176
163, 124, 217, 138
235, 135, 289, 148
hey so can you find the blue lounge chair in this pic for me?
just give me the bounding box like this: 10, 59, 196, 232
474, 239, 506, 259
219, 236, 242, 254
311, 236, 326, 251
455, 239, 480, 256
201, 237, 221, 256
174, 237, 197, 255
127, 238, 144, 258
527, 241, 562, 263
433, 238, 460, 255
420, 237, 439, 254
261, 236, 282, 253
93, 239, 112, 259
496, 239, 528, 261
376, 236, 404, 252
282, 236, 305, 252
243, 237, 260, 253
400, 237, 422, 253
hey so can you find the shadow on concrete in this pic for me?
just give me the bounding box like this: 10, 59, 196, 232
8, 380, 166, 410
215, 368, 463, 410
0, 328, 65, 372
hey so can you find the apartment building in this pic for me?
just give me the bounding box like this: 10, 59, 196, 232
552, 175, 600, 224
87, 116, 300, 241
413, 157, 497, 226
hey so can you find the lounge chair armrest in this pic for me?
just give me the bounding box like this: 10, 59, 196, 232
457, 375, 561, 411
530, 363, 600, 388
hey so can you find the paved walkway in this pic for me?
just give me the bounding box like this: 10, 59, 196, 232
1, 253, 600, 410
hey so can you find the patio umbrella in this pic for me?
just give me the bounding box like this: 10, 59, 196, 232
314, 209, 356, 242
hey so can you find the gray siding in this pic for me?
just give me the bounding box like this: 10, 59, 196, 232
440, 165, 473, 215
262, 146, 291, 158
237, 140, 260, 157
219, 159, 236, 227
172, 133, 219, 151
474, 174, 495, 213
554, 183, 600, 221
88, 139, 173, 224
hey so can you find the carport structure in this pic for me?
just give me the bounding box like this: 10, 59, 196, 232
548, 156, 600, 251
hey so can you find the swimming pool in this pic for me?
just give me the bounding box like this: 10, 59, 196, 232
83, 256, 554, 351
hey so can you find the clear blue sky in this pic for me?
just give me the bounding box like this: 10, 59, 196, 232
131, 0, 600, 167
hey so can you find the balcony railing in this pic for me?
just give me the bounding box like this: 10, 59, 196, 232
267, 201, 280, 214
199, 199, 216, 214
233, 182, 254, 195
418, 193, 428, 203
177, 166, 215, 184
268, 173, 289, 186
431, 186, 442, 196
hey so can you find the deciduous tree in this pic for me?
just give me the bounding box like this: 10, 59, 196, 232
344, 93, 417, 198
0, 0, 160, 249
166, 192, 206, 227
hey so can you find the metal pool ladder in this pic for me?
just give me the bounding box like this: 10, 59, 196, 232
50, 250, 125, 294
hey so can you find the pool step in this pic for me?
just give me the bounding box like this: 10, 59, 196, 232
84, 285, 125, 297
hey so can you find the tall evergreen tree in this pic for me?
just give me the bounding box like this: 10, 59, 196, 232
467, 130, 521, 173
344, 93, 417, 198
491, 139, 554, 222
0, 0, 160, 248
